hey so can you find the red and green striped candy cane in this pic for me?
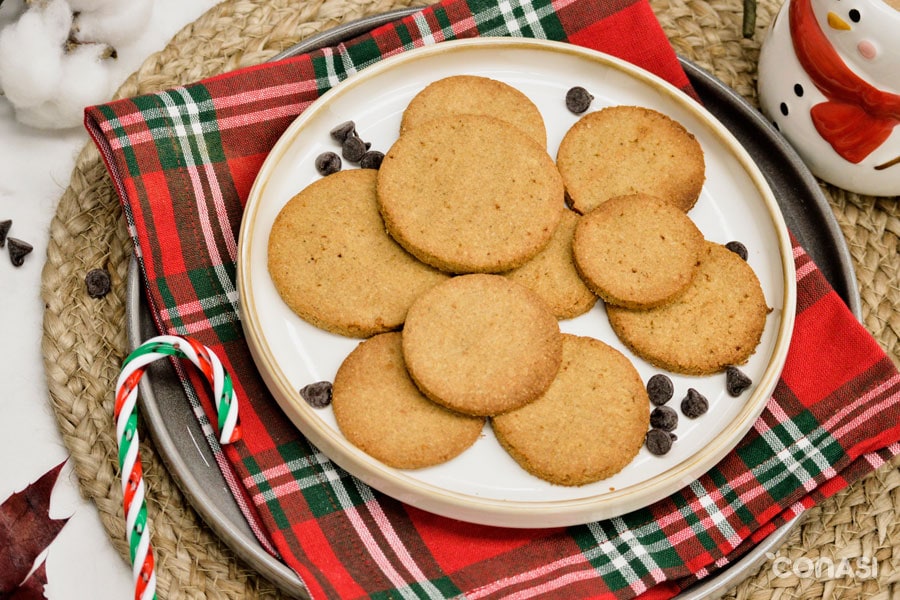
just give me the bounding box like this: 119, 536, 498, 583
114, 335, 241, 600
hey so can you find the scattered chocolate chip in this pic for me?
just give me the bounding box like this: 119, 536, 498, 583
680, 388, 709, 418
7, 237, 33, 267
565, 86, 593, 114
329, 120, 357, 143
0, 219, 11, 248
650, 406, 678, 432
645, 428, 673, 455
669, 432, 678, 442
646, 373, 674, 406
725, 241, 748, 261
315, 151, 342, 176
359, 150, 384, 170
342, 135, 368, 163
85, 268, 111, 298
726, 366, 753, 396
300, 381, 333, 408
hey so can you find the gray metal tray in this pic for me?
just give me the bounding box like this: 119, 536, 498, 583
126, 9, 862, 598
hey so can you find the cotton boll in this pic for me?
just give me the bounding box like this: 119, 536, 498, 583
0, 0, 72, 107
68, 0, 121, 11
14, 42, 113, 128
0, 0, 119, 129
71, 0, 154, 47
0, 0, 28, 28
13, 96, 73, 128
61, 42, 113, 115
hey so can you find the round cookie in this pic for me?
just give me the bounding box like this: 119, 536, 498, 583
556, 105, 706, 214
607, 241, 769, 375
332, 332, 485, 469
572, 193, 705, 309
377, 114, 564, 274
268, 169, 449, 338
504, 208, 597, 319
400, 75, 548, 148
401, 274, 563, 416
492, 334, 650, 486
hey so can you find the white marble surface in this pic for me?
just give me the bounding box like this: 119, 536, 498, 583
0, 1, 220, 596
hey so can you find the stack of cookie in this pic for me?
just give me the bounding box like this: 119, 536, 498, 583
267, 75, 768, 487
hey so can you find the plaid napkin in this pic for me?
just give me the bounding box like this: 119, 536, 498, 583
85, 0, 900, 597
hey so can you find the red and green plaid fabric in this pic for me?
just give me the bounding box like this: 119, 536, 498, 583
85, 0, 900, 597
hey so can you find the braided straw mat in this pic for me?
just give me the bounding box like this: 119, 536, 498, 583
40, 0, 899, 597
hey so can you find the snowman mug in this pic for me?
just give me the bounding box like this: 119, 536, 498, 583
757, 0, 900, 196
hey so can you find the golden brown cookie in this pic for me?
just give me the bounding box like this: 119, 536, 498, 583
332, 332, 485, 469
504, 208, 597, 319
572, 193, 705, 309
492, 334, 650, 486
556, 105, 706, 214
607, 241, 769, 375
401, 274, 563, 417
400, 75, 548, 148
377, 114, 564, 274
268, 169, 449, 338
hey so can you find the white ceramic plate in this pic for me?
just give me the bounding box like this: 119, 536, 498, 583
238, 38, 796, 528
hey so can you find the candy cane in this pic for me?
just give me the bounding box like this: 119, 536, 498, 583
114, 335, 242, 600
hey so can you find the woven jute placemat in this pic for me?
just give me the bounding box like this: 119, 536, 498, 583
40, 0, 899, 597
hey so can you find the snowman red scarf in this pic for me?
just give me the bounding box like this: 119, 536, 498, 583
790, 0, 900, 166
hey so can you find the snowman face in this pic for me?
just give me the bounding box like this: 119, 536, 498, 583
811, 0, 900, 90
757, 0, 900, 194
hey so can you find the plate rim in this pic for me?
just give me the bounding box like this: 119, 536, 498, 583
237, 36, 798, 528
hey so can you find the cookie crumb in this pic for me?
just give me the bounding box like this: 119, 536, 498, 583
680, 388, 709, 418
85, 268, 112, 298
300, 381, 333, 408
726, 366, 753, 396
7, 237, 33, 267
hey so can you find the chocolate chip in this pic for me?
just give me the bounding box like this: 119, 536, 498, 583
646, 374, 674, 406
565, 86, 593, 114
7, 237, 32, 267
342, 135, 368, 163
300, 381, 333, 408
680, 388, 709, 418
85, 268, 111, 298
0, 220, 11, 248
650, 406, 678, 432
645, 428, 673, 455
726, 366, 753, 396
359, 150, 384, 170
329, 120, 357, 143
315, 151, 342, 176
725, 241, 748, 261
